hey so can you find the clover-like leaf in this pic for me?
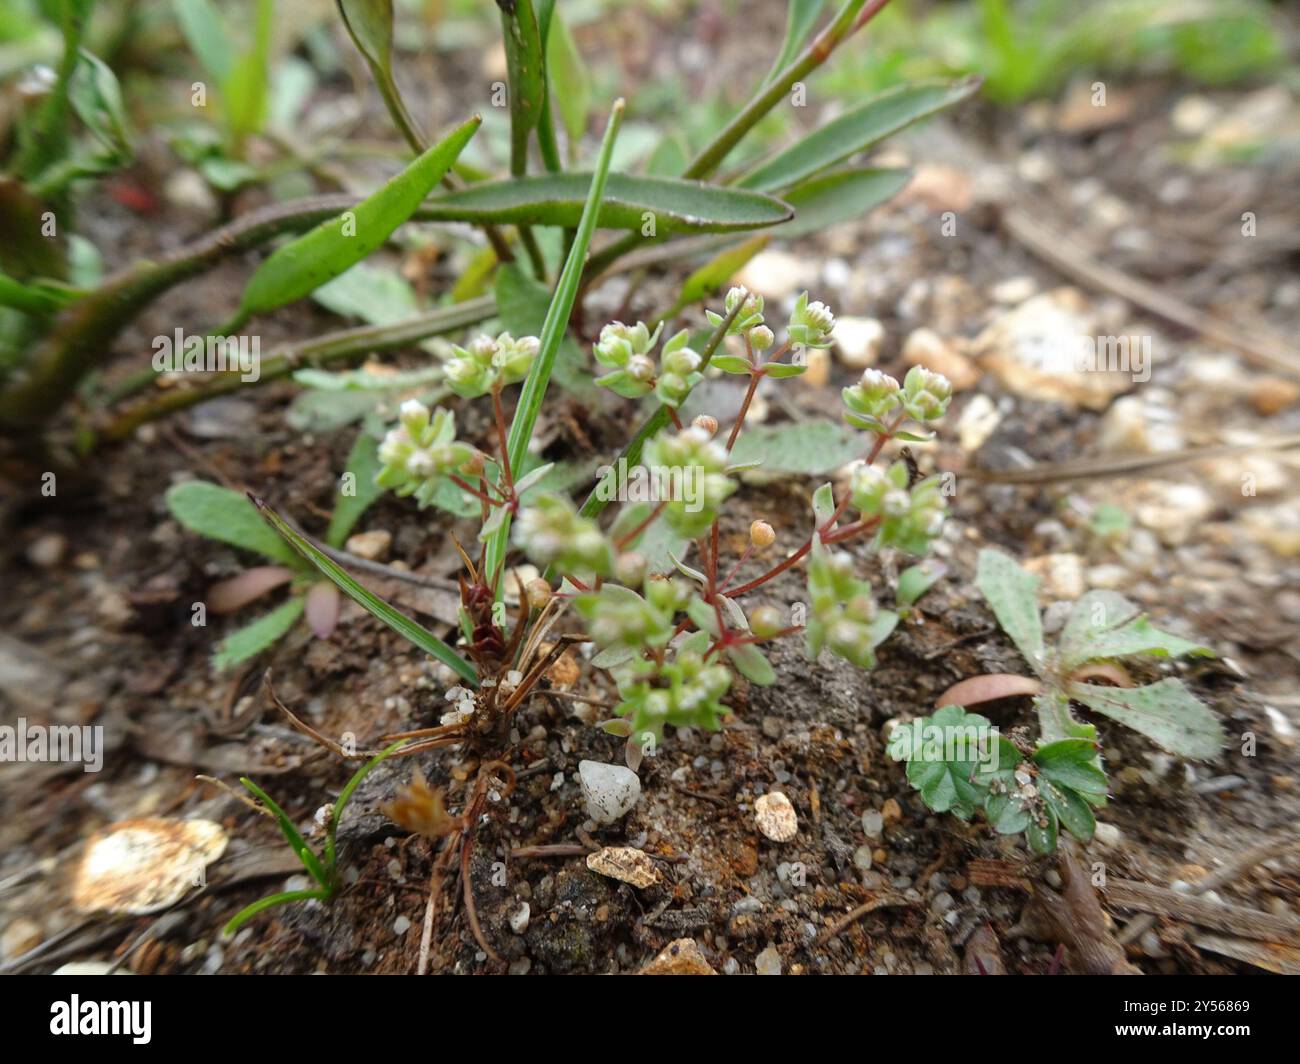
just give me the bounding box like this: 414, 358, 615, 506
976, 548, 1045, 673
1068, 679, 1224, 760
891, 705, 998, 820
1059, 590, 1212, 672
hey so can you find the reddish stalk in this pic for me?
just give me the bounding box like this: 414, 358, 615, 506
614, 500, 666, 550
448, 476, 497, 507
490, 381, 515, 497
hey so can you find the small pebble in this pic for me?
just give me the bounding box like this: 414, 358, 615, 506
755, 944, 782, 976
754, 792, 799, 842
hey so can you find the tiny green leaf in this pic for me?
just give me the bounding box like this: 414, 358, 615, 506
167, 481, 301, 565
233, 116, 480, 324
253, 498, 479, 686
896, 561, 947, 608
213, 596, 305, 670
728, 642, 775, 685
765, 0, 826, 83
739, 79, 981, 193
976, 548, 1046, 674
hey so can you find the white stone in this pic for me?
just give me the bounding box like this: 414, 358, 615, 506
754, 791, 799, 842
509, 903, 530, 934
956, 394, 1002, 453
755, 944, 783, 975
345, 530, 391, 560
734, 250, 807, 300
577, 760, 641, 824
832, 316, 884, 368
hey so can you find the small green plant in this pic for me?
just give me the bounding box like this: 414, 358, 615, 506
222, 740, 404, 937
891, 548, 1224, 855
0, 0, 978, 460
165, 430, 383, 669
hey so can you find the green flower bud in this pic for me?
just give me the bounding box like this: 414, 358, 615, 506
750, 604, 783, 638
706, 286, 765, 335
749, 325, 775, 350
901, 364, 952, 422
492, 333, 540, 383
788, 291, 836, 349
514, 493, 613, 576
842, 369, 901, 426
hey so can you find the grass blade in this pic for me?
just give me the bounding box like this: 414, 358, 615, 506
239, 776, 329, 887
485, 98, 626, 586
252, 497, 479, 686
324, 739, 406, 873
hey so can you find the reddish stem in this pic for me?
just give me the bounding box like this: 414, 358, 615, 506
449, 476, 498, 506
614, 500, 666, 550
725, 368, 764, 452
491, 381, 515, 497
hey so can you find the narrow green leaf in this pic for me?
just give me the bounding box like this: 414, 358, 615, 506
213, 596, 305, 670
14, 0, 93, 180
240, 775, 329, 887
69, 50, 131, 160
976, 548, 1045, 673
766, 0, 826, 83
336, 0, 427, 153
0, 272, 67, 316
494, 263, 594, 397
167, 481, 301, 565
326, 430, 385, 548
233, 116, 480, 324
253, 497, 479, 686
1069, 679, 1225, 760
740, 78, 982, 192
222, 888, 328, 937
224, 0, 273, 143
778, 166, 911, 238
172, 0, 234, 88
546, 9, 590, 147
500, 0, 545, 175
413, 172, 793, 233
486, 100, 626, 586
324, 739, 406, 873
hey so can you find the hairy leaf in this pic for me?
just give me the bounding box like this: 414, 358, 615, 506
780, 166, 912, 238
740, 79, 981, 192
727, 419, 864, 475
214, 596, 305, 670
234, 116, 480, 323
976, 548, 1045, 673
1069, 679, 1224, 759
167, 481, 301, 566
414, 172, 793, 233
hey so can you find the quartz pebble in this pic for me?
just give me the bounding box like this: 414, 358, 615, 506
586, 846, 661, 889
640, 937, 717, 975
578, 760, 640, 824
754, 792, 799, 842
755, 944, 783, 975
